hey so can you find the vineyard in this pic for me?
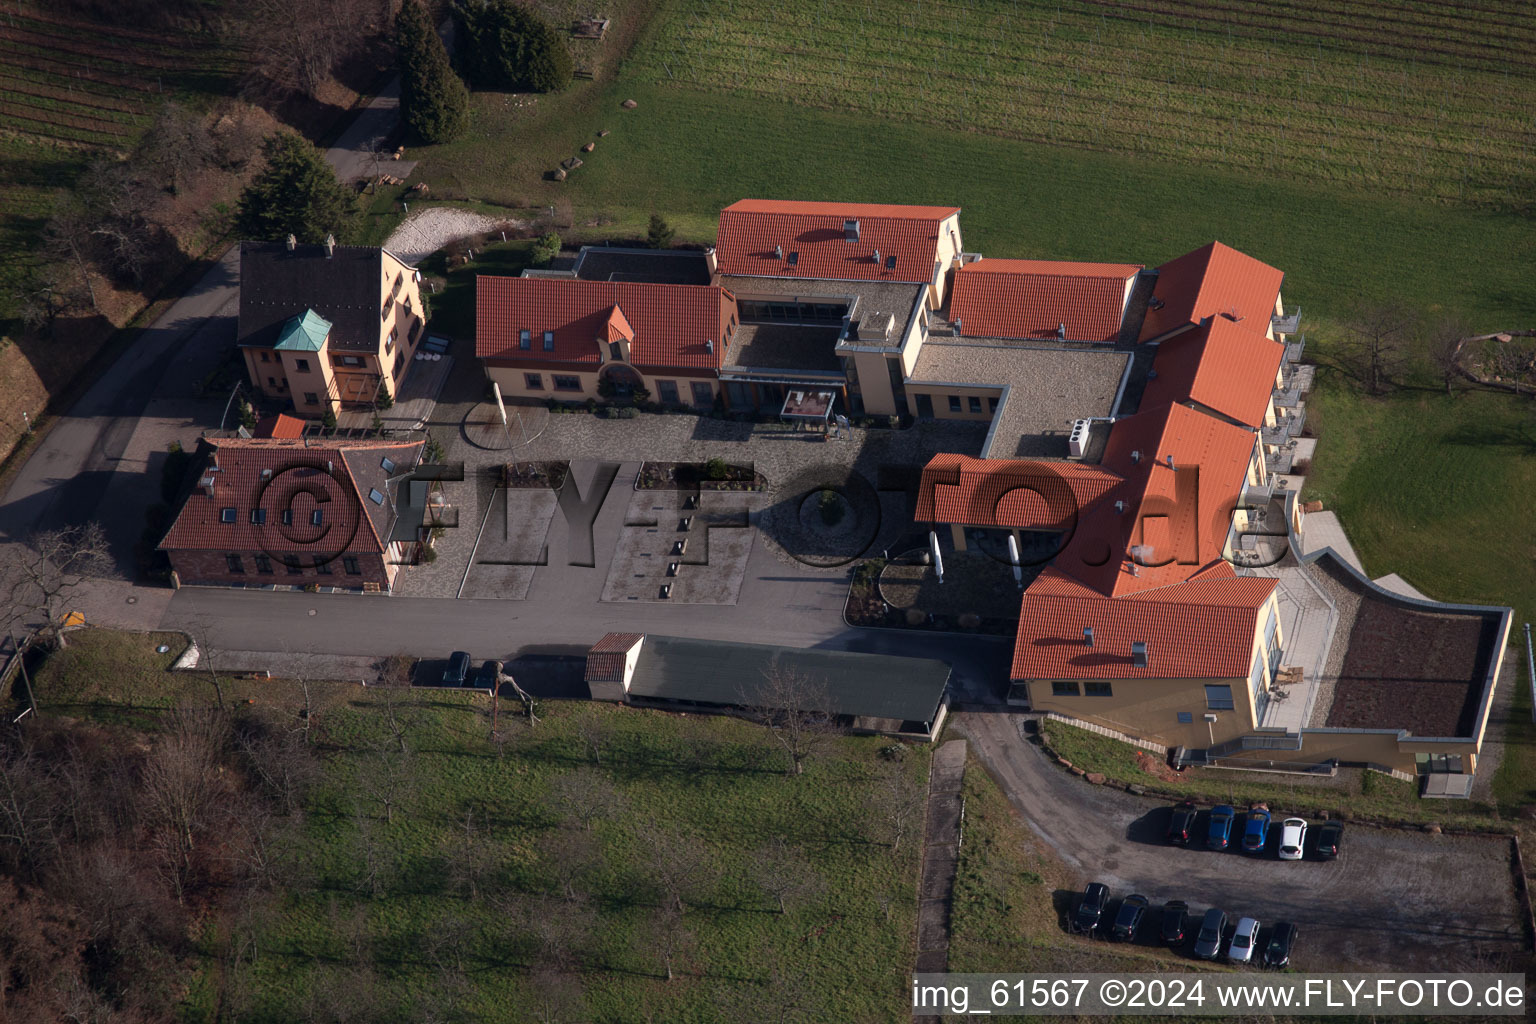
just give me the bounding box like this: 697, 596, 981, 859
627, 0, 1536, 208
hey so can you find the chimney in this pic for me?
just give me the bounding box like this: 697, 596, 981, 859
199, 474, 216, 499
704, 339, 714, 354
872, 248, 881, 265
1131, 450, 1141, 463
1057, 322, 1066, 340
285, 233, 296, 252
844, 219, 860, 242
1114, 500, 1126, 514
1131, 641, 1149, 668
1166, 454, 1175, 470
703, 246, 718, 275
324, 233, 335, 258
953, 317, 963, 335
1083, 627, 1095, 647
774, 244, 783, 259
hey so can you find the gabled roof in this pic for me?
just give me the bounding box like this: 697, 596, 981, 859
1012, 566, 1277, 680
1049, 403, 1259, 597
715, 199, 958, 284
949, 259, 1141, 343
1138, 241, 1284, 343
916, 454, 1122, 531
254, 413, 306, 439
586, 633, 644, 684
1140, 317, 1285, 427
239, 241, 403, 353
159, 437, 423, 559
274, 309, 331, 352
476, 277, 735, 370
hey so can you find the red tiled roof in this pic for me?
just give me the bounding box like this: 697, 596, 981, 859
1138, 241, 1284, 343
715, 199, 958, 284
586, 633, 644, 683
476, 277, 735, 369
254, 413, 306, 439
604, 305, 634, 343
159, 437, 423, 558
916, 454, 1122, 531
949, 259, 1141, 343
1012, 566, 1277, 679
1050, 403, 1258, 597
1140, 317, 1285, 428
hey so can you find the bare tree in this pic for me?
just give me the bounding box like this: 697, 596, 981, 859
446, 804, 489, 900
750, 837, 823, 914
1, 522, 114, 647
1427, 316, 1471, 395
744, 666, 836, 776
527, 966, 586, 1024
1341, 301, 1420, 395
577, 716, 609, 765
550, 766, 625, 832
639, 823, 713, 912
350, 811, 396, 896
183, 618, 230, 710
376, 685, 421, 755
870, 760, 925, 854
652, 902, 697, 982
138, 102, 215, 194
537, 825, 599, 902
40, 191, 101, 314
140, 707, 228, 902
237, 719, 322, 815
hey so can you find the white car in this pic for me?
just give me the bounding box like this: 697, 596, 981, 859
1228, 916, 1260, 964
1279, 817, 1308, 861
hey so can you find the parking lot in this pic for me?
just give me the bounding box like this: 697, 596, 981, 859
958, 713, 1529, 973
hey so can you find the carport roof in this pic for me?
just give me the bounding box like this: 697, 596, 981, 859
624, 636, 951, 724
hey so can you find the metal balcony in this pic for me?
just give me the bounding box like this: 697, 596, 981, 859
1272, 308, 1302, 336
1262, 407, 1306, 446
1242, 475, 1276, 505
1283, 334, 1306, 364
1273, 386, 1303, 409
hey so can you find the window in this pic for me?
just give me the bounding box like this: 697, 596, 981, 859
335, 355, 363, 367
524, 373, 544, 391
1177, 711, 1194, 724
295, 359, 310, 373
519, 329, 531, 350
657, 380, 679, 405
285, 556, 303, 575
254, 554, 273, 574
268, 376, 278, 388
1085, 682, 1113, 697
384, 334, 394, 355
380, 456, 396, 473
948, 395, 962, 413
313, 555, 331, 575
226, 553, 245, 573
690, 381, 714, 407
259, 351, 270, 362
219, 507, 237, 523
1250, 653, 1268, 704
968, 396, 982, 414
343, 556, 361, 575
1051, 681, 1080, 697
553, 374, 581, 392
369, 488, 385, 505
250, 509, 267, 524
311, 510, 323, 526
543, 330, 554, 351
1205, 685, 1235, 710
304, 392, 319, 405
987, 397, 999, 413
281, 509, 293, 526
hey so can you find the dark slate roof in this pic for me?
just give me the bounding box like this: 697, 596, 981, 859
625, 636, 951, 724
573, 247, 712, 286
239, 241, 396, 353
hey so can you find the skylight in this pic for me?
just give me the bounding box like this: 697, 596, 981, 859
369, 488, 385, 505
380, 456, 396, 473
219, 508, 236, 523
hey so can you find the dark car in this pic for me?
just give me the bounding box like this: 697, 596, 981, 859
1160, 900, 1189, 945
470, 659, 501, 691
442, 651, 470, 686
1073, 882, 1110, 933
1207, 805, 1235, 850
1313, 821, 1344, 859
1167, 801, 1198, 845
1193, 907, 1227, 960
1111, 894, 1149, 941
1263, 922, 1299, 968
1242, 804, 1271, 854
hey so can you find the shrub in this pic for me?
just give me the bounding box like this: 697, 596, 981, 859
423, 433, 445, 463
704, 457, 729, 480
397, 0, 470, 144
818, 488, 845, 526
646, 213, 675, 249
454, 0, 573, 93
374, 382, 394, 411
617, 407, 638, 419
531, 230, 561, 265
320, 408, 337, 432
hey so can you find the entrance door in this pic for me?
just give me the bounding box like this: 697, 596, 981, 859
915, 393, 934, 419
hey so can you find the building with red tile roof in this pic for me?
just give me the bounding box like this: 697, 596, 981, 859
715, 199, 965, 307
477, 277, 739, 408
1138, 241, 1286, 344
253, 413, 306, 439
949, 259, 1142, 344
1139, 317, 1286, 429
159, 436, 425, 592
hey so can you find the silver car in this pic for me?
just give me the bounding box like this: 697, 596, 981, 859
1193, 908, 1227, 959
1229, 916, 1260, 964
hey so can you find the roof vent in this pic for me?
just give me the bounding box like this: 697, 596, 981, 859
704, 339, 714, 353
1114, 500, 1126, 514
285, 233, 296, 252
1166, 454, 1175, 469
872, 248, 881, 265
774, 244, 783, 259
844, 219, 860, 242
326, 460, 334, 473
953, 317, 962, 334
1083, 627, 1095, 648
324, 233, 335, 258
1148, 297, 1164, 311
1225, 306, 1243, 321
1131, 450, 1141, 463
1057, 322, 1067, 340
1131, 641, 1149, 667
260, 468, 272, 480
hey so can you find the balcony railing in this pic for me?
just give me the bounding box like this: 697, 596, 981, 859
1242, 475, 1276, 505
1265, 446, 1296, 475
1283, 334, 1306, 364
1273, 386, 1303, 409
1262, 406, 1306, 446
1272, 308, 1302, 335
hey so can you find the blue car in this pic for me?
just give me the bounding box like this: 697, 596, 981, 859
1242, 805, 1272, 854
1207, 805, 1235, 850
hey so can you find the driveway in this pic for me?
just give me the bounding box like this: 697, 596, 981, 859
954, 712, 1528, 973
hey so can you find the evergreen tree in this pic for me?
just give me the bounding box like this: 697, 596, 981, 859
454, 0, 573, 93
236, 133, 358, 243
397, 0, 471, 144
646, 214, 675, 249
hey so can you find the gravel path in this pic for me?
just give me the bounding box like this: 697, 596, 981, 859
384, 206, 521, 265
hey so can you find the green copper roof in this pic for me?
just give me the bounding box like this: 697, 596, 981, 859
274, 308, 332, 352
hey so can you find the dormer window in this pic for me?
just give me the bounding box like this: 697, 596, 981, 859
282, 510, 293, 525
219, 508, 237, 523
311, 510, 323, 526
250, 509, 267, 524
519, 329, 531, 350
543, 330, 554, 351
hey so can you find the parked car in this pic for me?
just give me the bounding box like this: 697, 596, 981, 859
1278, 817, 1308, 861
442, 651, 470, 686
1111, 894, 1149, 941
1228, 916, 1260, 964
1207, 805, 1235, 850
1167, 801, 1198, 845
1242, 804, 1271, 854
1160, 900, 1189, 945
1193, 908, 1227, 959
1073, 882, 1110, 933
1313, 820, 1343, 859
470, 659, 501, 691
1263, 921, 1299, 968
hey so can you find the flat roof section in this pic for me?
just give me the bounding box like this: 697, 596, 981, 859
722, 274, 926, 351
723, 322, 844, 375
573, 246, 712, 286
625, 636, 951, 725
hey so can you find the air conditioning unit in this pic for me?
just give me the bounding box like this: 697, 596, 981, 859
1068, 418, 1092, 458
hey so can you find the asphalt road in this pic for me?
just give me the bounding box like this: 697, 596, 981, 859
954, 712, 1528, 973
